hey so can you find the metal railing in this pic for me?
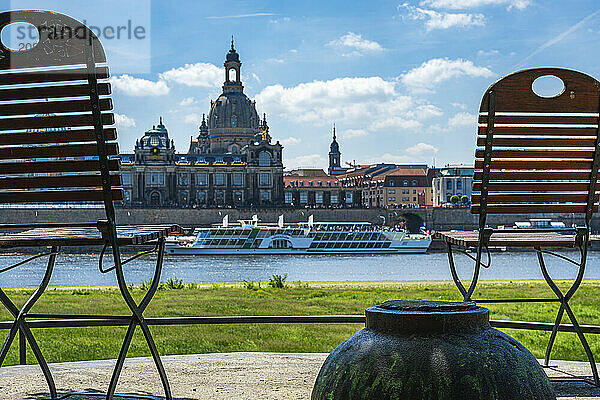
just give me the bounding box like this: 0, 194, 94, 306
2, 314, 600, 366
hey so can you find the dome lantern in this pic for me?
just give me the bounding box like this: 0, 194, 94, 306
223, 36, 243, 93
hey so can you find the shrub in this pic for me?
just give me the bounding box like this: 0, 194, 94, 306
268, 274, 287, 289
243, 280, 257, 291
185, 281, 200, 290
166, 277, 184, 290
140, 279, 152, 291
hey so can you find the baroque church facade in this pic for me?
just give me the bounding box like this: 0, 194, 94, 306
119, 42, 284, 207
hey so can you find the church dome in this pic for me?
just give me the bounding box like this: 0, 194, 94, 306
139, 117, 172, 149
226, 46, 240, 62
208, 91, 259, 132
330, 139, 339, 153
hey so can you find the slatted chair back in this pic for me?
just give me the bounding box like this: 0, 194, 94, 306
472, 68, 600, 228
0, 10, 122, 221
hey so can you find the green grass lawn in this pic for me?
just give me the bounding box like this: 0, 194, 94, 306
2, 280, 600, 366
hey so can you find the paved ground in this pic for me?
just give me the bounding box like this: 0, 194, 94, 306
1, 353, 600, 399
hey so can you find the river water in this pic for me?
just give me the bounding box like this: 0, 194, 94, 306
2, 251, 600, 287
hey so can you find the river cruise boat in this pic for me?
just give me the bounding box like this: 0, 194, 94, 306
166, 216, 432, 255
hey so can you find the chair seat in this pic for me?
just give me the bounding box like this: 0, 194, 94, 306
0, 225, 181, 248
437, 230, 578, 248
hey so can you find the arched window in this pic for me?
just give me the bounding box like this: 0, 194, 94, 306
231, 145, 239, 154
258, 151, 271, 167
229, 68, 237, 82
150, 192, 160, 206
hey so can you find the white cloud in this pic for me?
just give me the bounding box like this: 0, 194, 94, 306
160, 63, 222, 88
477, 49, 500, 56
420, 0, 530, 10
281, 137, 301, 147
406, 142, 439, 156
184, 113, 202, 125
289, 49, 298, 53
285, 154, 328, 170
400, 4, 485, 31
114, 113, 136, 128
109, 75, 170, 96
179, 97, 197, 106
206, 13, 277, 19
400, 58, 494, 93
327, 32, 383, 55
363, 153, 415, 164
448, 112, 477, 127
451, 102, 468, 110
255, 76, 440, 134
341, 129, 369, 139
267, 58, 285, 64
269, 16, 291, 23
364, 143, 438, 165
251, 73, 261, 83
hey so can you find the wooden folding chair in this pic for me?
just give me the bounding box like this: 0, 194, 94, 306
439, 67, 600, 386
0, 10, 179, 399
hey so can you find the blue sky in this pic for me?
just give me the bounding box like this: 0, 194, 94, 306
4, 0, 600, 170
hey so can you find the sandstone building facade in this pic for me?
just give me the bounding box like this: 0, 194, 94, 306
119, 42, 284, 207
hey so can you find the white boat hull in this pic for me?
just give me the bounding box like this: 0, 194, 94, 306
166, 238, 431, 255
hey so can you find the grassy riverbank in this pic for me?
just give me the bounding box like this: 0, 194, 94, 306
2, 280, 600, 366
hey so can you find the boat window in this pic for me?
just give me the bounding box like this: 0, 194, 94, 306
334, 243, 343, 248
236, 239, 245, 246
366, 242, 375, 248
350, 243, 359, 248
326, 242, 335, 248
315, 233, 324, 241
252, 240, 262, 248
258, 230, 269, 238
375, 242, 383, 248
317, 243, 326, 248
358, 242, 367, 248
383, 242, 391, 248
342, 242, 351, 248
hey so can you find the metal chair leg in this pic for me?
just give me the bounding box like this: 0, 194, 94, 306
564, 301, 600, 385
106, 321, 137, 400
544, 304, 564, 367
446, 243, 468, 299
0, 247, 58, 399
536, 248, 599, 385
107, 238, 171, 400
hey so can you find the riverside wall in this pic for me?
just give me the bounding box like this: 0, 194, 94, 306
0, 207, 598, 233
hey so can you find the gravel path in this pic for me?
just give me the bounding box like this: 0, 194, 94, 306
1, 353, 600, 399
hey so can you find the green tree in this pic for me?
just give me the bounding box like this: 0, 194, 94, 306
450, 195, 460, 205
461, 195, 469, 205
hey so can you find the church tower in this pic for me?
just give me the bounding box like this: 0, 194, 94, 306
328, 124, 343, 176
